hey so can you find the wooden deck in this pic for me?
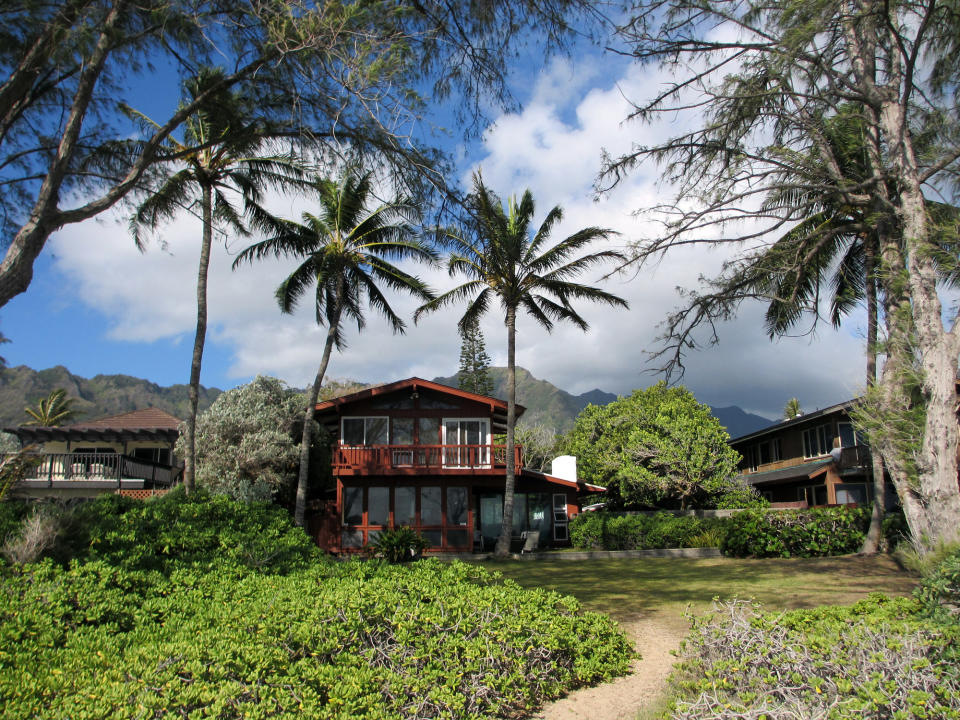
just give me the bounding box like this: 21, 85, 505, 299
333, 443, 523, 476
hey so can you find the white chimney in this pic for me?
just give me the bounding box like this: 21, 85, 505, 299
551, 455, 577, 482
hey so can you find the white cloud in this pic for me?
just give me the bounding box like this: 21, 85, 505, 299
42, 55, 868, 421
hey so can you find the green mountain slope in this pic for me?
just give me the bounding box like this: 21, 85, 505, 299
0, 365, 222, 427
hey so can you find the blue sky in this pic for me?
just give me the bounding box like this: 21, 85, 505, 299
1, 36, 873, 421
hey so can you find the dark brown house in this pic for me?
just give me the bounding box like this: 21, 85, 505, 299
729, 400, 882, 508
308, 378, 602, 553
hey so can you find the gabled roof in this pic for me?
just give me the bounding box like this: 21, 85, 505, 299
314, 377, 525, 433
729, 399, 856, 445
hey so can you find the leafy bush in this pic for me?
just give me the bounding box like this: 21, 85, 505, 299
177, 375, 326, 502
0, 500, 30, 544
58, 487, 320, 574
370, 526, 430, 562
667, 595, 960, 719
1, 505, 60, 565
721, 506, 869, 557
0, 559, 632, 720
570, 511, 728, 550
916, 547, 960, 623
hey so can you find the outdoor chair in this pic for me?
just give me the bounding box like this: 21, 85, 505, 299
520, 530, 539, 554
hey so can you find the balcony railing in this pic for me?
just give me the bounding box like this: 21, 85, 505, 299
837, 445, 872, 470
333, 443, 523, 474
10, 452, 179, 488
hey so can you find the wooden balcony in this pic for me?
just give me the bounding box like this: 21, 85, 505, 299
333, 443, 523, 476
11, 452, 179, 489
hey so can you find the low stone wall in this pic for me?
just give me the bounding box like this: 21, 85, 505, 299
446, 547, 723, 561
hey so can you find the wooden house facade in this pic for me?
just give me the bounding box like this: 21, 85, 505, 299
309, 378, 603, 553
728, 400, 886, 508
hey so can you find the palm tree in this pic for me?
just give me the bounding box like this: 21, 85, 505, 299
233, 169, 437, 526
130, 67, 306, 494
415, 173, 628, 557
783, 397, 802, 420
24, 388, 78, 426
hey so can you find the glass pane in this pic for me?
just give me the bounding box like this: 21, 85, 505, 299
512, 494, 527, 535
417, 417, 440, 444
836, 484, 867, 505
343, 487, 363, 525
368, 487, 389, 526
366, 417, 388, 445
446, 530, 469, 548
423, 530, 442, 547
421, 486, 441, 525
463, 420, 482, 445
392, 418, 414, 445
444, 421, 462, 466
480, 495, 502, 541
395, 487, 416, 525
839, 423, 856, 448
814, 485, 828, 506
341, 529, 363, 548
447, 487, 468, 525
528, 494, 550, 539
366, 530, 381, 545
343, 418, 365, 446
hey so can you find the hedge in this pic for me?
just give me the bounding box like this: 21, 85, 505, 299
720, 506, 870, 557
569, 512, 727, 551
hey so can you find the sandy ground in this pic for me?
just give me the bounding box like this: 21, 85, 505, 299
533, 615, 689, 720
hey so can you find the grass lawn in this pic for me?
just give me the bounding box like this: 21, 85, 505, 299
483, 555, 918, 625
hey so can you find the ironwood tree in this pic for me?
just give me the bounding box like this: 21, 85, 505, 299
604, 0, 960, 554
457, 318, 494, 396
416, 173, 627, 557
0, 0, 602, 308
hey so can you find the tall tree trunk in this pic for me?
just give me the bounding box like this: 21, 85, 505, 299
860, 237, 885, 555
183, 182, 213, 495
880, 100, 960, 554
294, 304, 342, 528
495, 306, 517, 557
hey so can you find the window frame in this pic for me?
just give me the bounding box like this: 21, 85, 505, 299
341, 416, 390, 446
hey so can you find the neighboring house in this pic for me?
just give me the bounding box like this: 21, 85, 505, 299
309, 378, 603, 553
728, 399, 887, 508
5, 408, 182, 498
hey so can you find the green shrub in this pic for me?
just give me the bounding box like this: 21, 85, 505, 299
916, 547, 960, 623
721, 506, 869, 557
570, 511, 728, 550
0, 500, 30, 545
56, 487, 320, 573
370, 526, 430, 563
668, 595, 960, 719
0, 559, 632, 720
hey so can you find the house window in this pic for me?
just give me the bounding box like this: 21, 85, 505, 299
421, 486, 442, 525
835, 483, 869, 505
132, 447, 171, 465
343, 487, 363, 524
395, 487, 416, 525
368, 487, 389, 526
797, 484, 828, 506
838, 422, 856, 448
802, 424, 832, 457
442, 418, 490, 467
392, 418, 414, 444
342, 417, 388, 446
446, 487, 468, 526
417, 417, 440, 444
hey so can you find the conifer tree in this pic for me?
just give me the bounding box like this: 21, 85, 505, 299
457, 319, 494, 396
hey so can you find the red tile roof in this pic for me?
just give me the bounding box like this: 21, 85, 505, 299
67, 408, 182, 431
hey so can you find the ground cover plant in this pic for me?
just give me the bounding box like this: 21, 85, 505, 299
721, 506, 871, 557
570, 512, 727, 551
0, 492, 632, 719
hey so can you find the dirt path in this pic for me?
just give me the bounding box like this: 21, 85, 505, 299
533, 615, 688, 720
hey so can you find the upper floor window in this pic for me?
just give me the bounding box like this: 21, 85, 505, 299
744, 437, 782, 470
342, 417, 388, 446
802, 424, 832, 457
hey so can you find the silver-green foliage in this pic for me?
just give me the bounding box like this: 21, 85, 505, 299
177, 375, 314, 501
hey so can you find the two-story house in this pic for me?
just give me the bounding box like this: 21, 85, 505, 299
728, 399, 886, 508
309, 377, 603, 554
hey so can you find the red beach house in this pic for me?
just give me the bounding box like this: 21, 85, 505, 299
310, 378, 603, 553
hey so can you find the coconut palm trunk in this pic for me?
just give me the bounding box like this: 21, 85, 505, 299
184, 182, 213, 494
859, 238, 886, 554
496, 307, 518, 556
294, 303, 342, 527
